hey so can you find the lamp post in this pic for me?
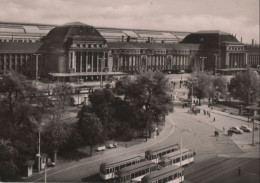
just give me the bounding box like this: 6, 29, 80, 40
34, 54, 41, 86
172, 124, 191, 166
143, 103, 150, 142
188, 81, 197, 112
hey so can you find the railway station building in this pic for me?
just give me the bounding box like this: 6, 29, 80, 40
0, 21, 259, 81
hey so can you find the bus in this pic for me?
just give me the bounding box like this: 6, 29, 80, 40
141, 165, 184, 183
115, 161, 158, 183
160, 148, 195, 167
100, 154, 145, 180
145, 144, 180, 163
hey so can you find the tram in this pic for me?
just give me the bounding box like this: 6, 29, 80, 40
100, 154, 145, 180
160, 148, 195, 167
141, 165, 184, 183
115, 160, 157, 183
145, 144, 180, 163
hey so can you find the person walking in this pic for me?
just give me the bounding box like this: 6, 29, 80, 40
238, 167, 241, 176
213, 117, 216, 122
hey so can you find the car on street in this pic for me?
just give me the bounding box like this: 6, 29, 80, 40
240, 125, 252, 132
229, 127, 243, 134
222, 109, 228, 112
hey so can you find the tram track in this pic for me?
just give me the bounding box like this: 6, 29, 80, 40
185, 158, 254, 183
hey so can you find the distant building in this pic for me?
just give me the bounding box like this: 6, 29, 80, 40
0, 21, 259, 80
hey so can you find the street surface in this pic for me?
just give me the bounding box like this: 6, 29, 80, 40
26, 104, 259, 182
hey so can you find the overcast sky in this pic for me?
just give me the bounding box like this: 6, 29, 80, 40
0, 0, 258, 43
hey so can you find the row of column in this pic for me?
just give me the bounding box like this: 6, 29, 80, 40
113, 54, 191, 70
69, 51, 108, 73
229, 53, 246, 68
248, 54, 260, 66
0, 54, 30, 71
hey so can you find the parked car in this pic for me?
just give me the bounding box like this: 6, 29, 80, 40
222, 109, 228, 112
240, 125, 252, 132
229, 127, 243, 134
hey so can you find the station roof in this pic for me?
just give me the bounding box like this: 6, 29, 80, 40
107, 42, 200, 50
0, 42, 42, 54
38, 22, 105, 52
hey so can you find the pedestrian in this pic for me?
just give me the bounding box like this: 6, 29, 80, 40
209, 113, 211, 117
125, 143, 128, 148
213, 117, 215, 122
238, 167, 241, 176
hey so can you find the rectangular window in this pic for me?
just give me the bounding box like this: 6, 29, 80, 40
115, 166, 119, 171
77, 44, 81, 47
88, 44, 91, 48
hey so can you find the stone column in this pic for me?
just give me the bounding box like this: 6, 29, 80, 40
3, 54, 6, 71
14, 55, 17, 70
80, 52, 83, 72
91, 52, 93, 72
85, 52, 88, 72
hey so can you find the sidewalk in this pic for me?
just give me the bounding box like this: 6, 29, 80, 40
198, 105, 260, 125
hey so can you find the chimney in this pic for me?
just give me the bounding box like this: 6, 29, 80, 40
240, 37, 242, 43
252, 39, 254, 45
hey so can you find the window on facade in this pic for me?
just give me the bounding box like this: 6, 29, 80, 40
94, 44, 97, 48
88, 44, 91, 48
83, 44, 86, 48
77, 44, 80, 48
99, 44, 102, 48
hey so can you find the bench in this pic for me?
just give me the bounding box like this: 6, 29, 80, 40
97, 146, 106, 151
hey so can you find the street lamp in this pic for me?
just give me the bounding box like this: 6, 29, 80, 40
188, 80, 197, 112
34, 53, 41, 86
143, 103, 150, 142
172, 124, 191, 166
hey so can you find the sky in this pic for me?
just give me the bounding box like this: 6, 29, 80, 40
0, 0, 259, 44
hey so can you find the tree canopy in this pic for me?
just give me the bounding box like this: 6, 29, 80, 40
229, 68, 259, 104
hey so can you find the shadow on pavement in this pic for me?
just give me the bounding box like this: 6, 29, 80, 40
82, 173, 115, 182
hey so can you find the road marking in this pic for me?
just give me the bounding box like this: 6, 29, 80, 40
32, 121, 175, 182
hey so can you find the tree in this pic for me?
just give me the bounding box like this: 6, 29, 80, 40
0, 72, 42, 180
0, 139, 19, 181
187, 72, 213, 105
229, 68, 259, 104
77, 106, 105, 156
212, 76, 228, 100
114, 71, 173, 134
88, 88, 116, 139
41, 83, 74, 155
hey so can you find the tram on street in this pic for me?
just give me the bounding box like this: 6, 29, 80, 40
99, 154, 145, 180
145, 144, 180, 163
141, 165, 184, 183
115, 160, 158, 183
160, 148, 195, 167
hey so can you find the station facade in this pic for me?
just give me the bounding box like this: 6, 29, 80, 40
0, 22, 259, 80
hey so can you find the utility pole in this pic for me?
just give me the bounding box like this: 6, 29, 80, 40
252, 109, 255, 146
38, 131, 41, 172
172, 124, 191, 167
34, 54, 41, 86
